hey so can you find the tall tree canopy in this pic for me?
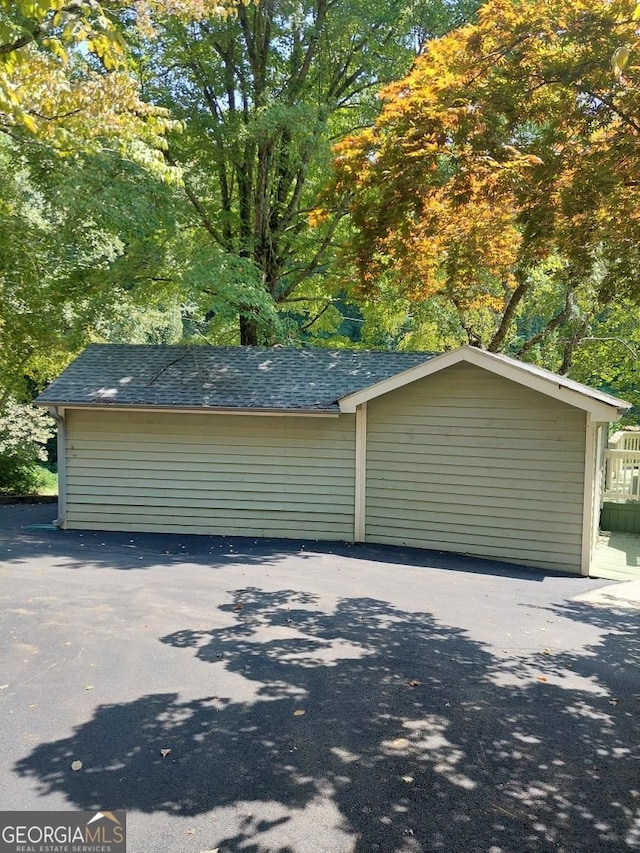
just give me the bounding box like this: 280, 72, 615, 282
0, 136, 184, 401
329, 0, 640, 364
0, 0, 234, 400
141, 0, 478, 344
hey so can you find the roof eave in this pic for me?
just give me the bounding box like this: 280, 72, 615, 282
35, 401, 340, 418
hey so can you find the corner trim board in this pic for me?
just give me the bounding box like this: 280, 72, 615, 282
48, 406, 66, 529
580, 415, 597, 576
354, 402, 367, 542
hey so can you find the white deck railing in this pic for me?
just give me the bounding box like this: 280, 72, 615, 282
603, 440, 640, 501
609, 430, 640, 451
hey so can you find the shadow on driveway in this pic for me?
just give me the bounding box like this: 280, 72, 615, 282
12, 585, 640, 852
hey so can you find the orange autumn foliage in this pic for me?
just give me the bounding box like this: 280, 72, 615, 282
329, 0, 640, 348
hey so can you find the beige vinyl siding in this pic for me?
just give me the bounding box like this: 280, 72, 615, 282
365, 363, 586, 572
65, 410, 355, 538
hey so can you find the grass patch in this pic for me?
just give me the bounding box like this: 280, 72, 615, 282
34, 465, 58, 496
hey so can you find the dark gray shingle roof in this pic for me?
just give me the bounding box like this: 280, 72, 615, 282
36, 344, 437, 412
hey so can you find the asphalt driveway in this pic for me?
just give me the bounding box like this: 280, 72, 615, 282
1, 503, 639, 853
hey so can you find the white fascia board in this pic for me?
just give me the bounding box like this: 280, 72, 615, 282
339, 345, 627, 421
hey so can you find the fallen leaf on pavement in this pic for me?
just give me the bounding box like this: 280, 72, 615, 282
390, 738, 410, 749
293, 709, 306, 716
542, 649, 551, 655
536, 676, 548, 683
71, 761, 83, 771
0, 685, 7, 690
234, 603, 243, 611
160, 749, 172, 758
407, 679, 421, 688
85, 685, 94, 691
199, 848, 219, 853
402, 775, 414, 783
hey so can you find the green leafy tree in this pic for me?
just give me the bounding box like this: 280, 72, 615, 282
0, 398, 54, 494
0, 1, 228, 403
0, 136, 186, 399
139, 0, 479, 344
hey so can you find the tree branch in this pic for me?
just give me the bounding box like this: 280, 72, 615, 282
488, 273, 529, 352
515, 289, 575, 357
0, 3, 98, 57
163, 151, 225, 248
286, 0, 327, 102
574, 336, 639, 359
281, 295, 335, 303
276, 206, 348, 299
579, 88, 640, 135
0, 31, 39, 55
300, 301, 332, 331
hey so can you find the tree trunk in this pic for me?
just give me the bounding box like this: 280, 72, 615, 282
559, 318, 589, 375
240, 314, 259, 346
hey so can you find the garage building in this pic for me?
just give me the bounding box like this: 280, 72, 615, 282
36, 344, 629, 575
